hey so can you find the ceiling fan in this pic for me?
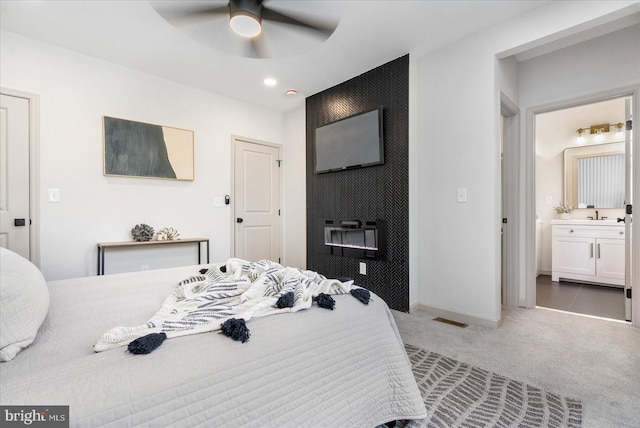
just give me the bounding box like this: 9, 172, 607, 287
151, 0, 338, 59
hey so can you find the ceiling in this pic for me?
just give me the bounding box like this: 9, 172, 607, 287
1, 1, 554, 112
0, 0, 546, 112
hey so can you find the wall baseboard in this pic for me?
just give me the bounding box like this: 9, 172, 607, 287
413, 304, 502, 329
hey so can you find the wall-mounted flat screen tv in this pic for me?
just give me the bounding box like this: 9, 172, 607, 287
314, 106, 384, 174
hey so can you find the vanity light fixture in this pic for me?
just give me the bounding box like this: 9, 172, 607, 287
575, 122, 624, 144
594, 128, 604, 142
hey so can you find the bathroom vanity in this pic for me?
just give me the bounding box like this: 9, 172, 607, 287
551, 219, 625, 287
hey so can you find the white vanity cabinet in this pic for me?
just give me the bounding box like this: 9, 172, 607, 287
551, 220, 625, 287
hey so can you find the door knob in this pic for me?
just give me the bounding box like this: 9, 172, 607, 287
14, 218, 26, 227
236, 218, 244, 223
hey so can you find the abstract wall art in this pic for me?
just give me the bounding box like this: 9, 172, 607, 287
103, 116, 194, 180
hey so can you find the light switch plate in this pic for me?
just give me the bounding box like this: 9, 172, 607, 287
213, 197, 224, 207
359, 262, 367, 275
456, 188, 467, 203
48, 188, 61, 203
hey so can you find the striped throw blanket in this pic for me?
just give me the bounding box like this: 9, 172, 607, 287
94, 259, 354, 352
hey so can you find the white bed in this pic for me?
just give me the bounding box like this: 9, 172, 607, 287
0, 249, 426, 427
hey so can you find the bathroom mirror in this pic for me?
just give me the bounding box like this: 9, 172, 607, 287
563, 142, 625, 209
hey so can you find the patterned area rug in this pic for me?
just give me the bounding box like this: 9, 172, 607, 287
404, 343, 582, 428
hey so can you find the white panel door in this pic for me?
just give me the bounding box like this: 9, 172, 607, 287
233, 138, 281, 263
0, 94, 30, 258
623, 97, 632, 322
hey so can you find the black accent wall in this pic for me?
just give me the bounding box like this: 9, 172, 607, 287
306, 55, 409, 312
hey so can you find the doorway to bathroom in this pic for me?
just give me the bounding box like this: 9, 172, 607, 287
534, 95, 632, 322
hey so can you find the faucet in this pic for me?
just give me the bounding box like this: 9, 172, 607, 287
595, 210, 599, 220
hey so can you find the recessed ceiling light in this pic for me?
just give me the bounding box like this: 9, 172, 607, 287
264, 78, 277, 87
285, 89, 297, 96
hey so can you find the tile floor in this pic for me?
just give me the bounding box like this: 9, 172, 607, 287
536, 275, 626, 321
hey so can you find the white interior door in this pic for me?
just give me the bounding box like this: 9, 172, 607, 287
500, 96, 520, 308
0, 94, 30, 259
624, 97, 632, 322
233, 137, 281, 263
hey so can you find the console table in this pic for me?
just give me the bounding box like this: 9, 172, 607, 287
97, 238, 210, 275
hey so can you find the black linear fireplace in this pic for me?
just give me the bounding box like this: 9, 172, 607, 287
321, 219, 387, 260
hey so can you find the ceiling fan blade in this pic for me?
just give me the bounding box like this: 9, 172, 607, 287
261, 7, 337, 38
249, 37, 269, 59
238, 36, 269, 59
151, 2, 229, 27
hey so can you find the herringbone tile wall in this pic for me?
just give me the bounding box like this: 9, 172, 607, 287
305, 54, 409, 311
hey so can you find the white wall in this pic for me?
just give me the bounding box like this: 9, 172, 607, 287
518, 24, 640, 109
1, 30, 286, 280
417, 36, 501, 323
282, 106, 307, 269
414, 1, 638, 324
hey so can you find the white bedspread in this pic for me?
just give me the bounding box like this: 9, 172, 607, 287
0, 265, 427, 427
95, 258, 357, 351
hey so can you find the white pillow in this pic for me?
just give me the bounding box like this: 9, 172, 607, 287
0, 247, 49, 361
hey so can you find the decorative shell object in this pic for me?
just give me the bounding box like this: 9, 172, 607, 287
131, 223, 154, 242
158, 227, 180, 240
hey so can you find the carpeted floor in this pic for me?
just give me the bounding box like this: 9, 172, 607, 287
404, 343, 581, 428
393, 306, 640, 428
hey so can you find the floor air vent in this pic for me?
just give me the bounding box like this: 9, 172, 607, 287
433, 317, 468, 328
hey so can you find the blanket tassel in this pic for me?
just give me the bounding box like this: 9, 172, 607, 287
127, 332, 167, 355
220, 318, 251, 343
350, 288, 371, 305
315, 293, 335, 310
275, 291, 295, 309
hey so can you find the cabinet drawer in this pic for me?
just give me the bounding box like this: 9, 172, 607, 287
599, 228, 626, 239
552, 226, 594, 237
552, 226, 624, 239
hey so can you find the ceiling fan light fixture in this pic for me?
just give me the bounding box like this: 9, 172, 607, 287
229, 0, 263, 38
230, 12, 261, 38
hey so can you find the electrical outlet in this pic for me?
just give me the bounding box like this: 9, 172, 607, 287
546, 195, 553, 205
359, 262, 367, 275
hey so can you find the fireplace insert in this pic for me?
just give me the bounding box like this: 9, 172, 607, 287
321, 219, 387, 260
